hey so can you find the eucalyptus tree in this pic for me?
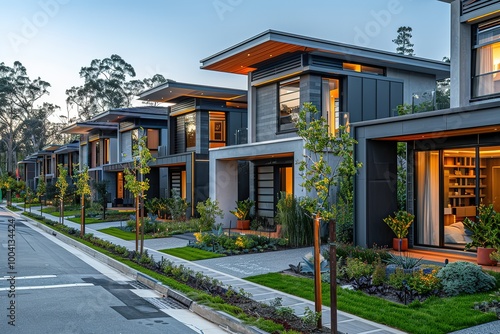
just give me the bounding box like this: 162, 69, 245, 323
392, 26, 414, 56
0, 61, 53, 173
66, 54, 166, 120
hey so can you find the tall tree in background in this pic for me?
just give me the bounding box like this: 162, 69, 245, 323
0, 61, 54, 173
66, 54, 166, 120
436, 56, 451, 109
393, 26, 414, 56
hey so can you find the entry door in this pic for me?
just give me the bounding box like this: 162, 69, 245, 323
416, 151, 440, 246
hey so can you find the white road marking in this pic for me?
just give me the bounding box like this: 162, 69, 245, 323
0, 283, 94, 291
0, 275, 57, 280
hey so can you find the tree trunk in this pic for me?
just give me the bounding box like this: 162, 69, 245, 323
135, 196, 139, 252
313, 213, 322, 329
80, 195, 85, 238
140, 194, 145, 255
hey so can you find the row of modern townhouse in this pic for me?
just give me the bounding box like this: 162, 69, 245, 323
17, 0, 500, 253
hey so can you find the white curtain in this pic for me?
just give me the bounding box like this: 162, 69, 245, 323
477, 44, 494, 96
417, 151, 440, 246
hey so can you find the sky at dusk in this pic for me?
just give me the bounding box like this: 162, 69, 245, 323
0, 0, 451, 122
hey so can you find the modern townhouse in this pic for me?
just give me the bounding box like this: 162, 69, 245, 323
138, 80, 247, 217
352, 0, 500, 251
63, 107, 168, 206
201, 29, 449, 226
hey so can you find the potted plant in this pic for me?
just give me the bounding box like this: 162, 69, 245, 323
463, 204, 500, 266
230, 198, 254, 230
383, 210, 414, 251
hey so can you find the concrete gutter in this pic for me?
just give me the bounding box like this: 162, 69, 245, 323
21, 216, 268, 334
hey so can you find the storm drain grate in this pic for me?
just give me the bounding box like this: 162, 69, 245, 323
145, 297, 187, 310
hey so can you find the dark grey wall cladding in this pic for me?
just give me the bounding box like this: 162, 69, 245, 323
256, 84, 278, 142
366, 140, 398, 247
147, 168, 160, 199
300, 74, 321, 109
194, 160, 209, 207
174, 115, 185, 154
227, 111, 247, 146
198, 111, 209, 154
348, 76, 403, 122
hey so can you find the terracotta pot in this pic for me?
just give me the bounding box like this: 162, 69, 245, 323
236, 219, 250, 230
477, 247, 498, 266
275, 224, 282, 237
392, 238, 408, 251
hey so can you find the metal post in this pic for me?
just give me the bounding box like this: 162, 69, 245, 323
314, 213, 322, 329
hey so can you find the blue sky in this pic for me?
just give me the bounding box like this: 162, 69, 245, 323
0, 0, 450, 121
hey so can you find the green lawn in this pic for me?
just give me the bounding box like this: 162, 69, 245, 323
159, 247, 225, 261
67, 217, 117, 224
246, 273, 497, 334
98, 227, 153, 241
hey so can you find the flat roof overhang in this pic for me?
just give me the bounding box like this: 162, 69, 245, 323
62, 122, 118, 134
200, 30, 450, 79
352, 101, 500, 142
209, 137, 303, 162
90, 107, 169, 123
138, 80, 247, 104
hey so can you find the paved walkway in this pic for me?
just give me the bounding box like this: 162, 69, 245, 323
9, 204, 408, 333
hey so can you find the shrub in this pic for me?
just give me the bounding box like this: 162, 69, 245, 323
331, 243, 390, 265
166, 189, 189, 221
409, 269, 441, 296
436, 261, 496, 296
275, 192, 313, 247
384, 253, 422, 269
371, 260, 387, 286
196, 198, 224, 231
345, 257, 373, 280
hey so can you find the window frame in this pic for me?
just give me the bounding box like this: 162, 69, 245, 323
277, 77, 300, 133
472, 19, 500, 99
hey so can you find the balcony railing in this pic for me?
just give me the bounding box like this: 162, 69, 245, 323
234, 128, 248, 145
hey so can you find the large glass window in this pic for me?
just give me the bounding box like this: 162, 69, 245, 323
473, 19, 500, 98
321, 78, 349, 136
209, 112, 226, 148
185, 113, 196, 149
278, 77, 300, 132
439, 147, 500, 248
146, 129, 159, 152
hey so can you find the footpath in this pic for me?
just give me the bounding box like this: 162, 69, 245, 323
8, 204, 408, 333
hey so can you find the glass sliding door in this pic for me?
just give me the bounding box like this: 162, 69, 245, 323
416, 151, 440, 246
479, 146, 500, 211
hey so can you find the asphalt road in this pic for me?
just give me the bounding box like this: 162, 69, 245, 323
0, 209, 218, 334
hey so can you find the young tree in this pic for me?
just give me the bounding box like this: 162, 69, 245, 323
392, 26, 414, 56
0, 173, 16, 206
55, 164, 69, 225
74, 164, 91, 237
295, 102, 362, 331
36, 174, 46, 217
124, 130, 155, 253
92, 180, 109, 220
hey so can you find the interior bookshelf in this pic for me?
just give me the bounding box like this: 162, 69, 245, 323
444, 156, 485, 217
